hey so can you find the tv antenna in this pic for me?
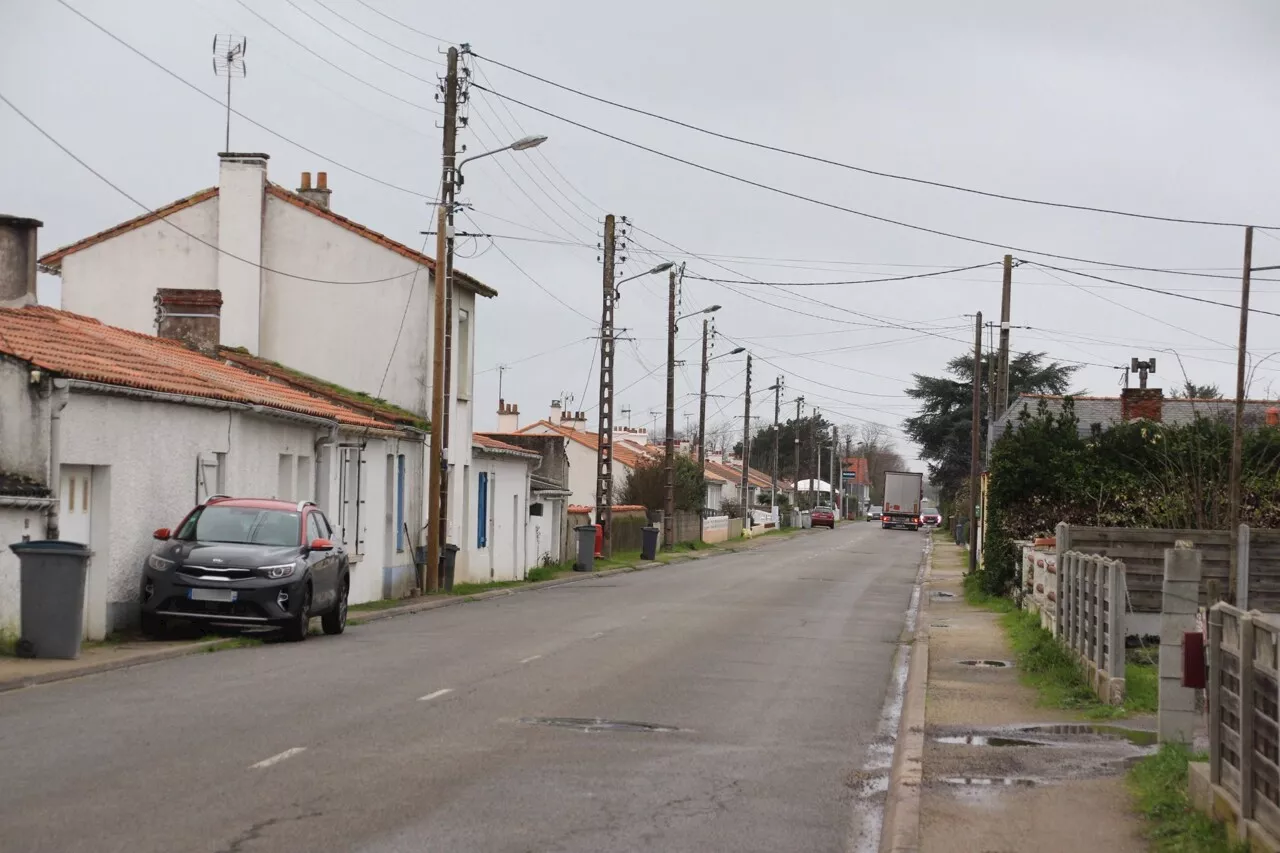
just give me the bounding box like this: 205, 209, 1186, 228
621, 405, 632, 427
212, 35, 247, 152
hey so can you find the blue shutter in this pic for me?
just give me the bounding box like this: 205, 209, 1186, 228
477, 472, 488, 548
395, 454, 405, 551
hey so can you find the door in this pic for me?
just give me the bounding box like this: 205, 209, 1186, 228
306, 511, 337, 612
59, 465, 92, 545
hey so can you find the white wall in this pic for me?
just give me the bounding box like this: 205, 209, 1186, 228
517, 426, 634, 513
466, 453, 530, 583
59, 199, 219, 334
0, 506, 46, 636
0, 360, 48, 482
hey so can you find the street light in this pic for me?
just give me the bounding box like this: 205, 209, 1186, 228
677, 304, 721, 322
455, 134, 548, 186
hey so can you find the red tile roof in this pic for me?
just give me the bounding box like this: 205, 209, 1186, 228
0, 306, 398, 431
38, 188, 219, 271
515, 420, 653, 469
473, 433, 540, 457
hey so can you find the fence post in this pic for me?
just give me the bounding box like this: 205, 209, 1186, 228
1055, 523, 1069, 638
1240, 613, 1256, 823
1094, 558, 1107, 674
1064, 553, 1076, 651
1161, 544, 1203, 744
1108, 560, 1125, 681
1209, 605, 1223, 785
1076, 553, 1088, 658
1238, 523, 1251, 610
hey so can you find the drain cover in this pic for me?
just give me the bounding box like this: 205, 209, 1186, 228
520, 717, 679, 733
957, 659, 1011, 668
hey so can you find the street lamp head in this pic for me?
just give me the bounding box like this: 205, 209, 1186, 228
649, 261, 675, 274
729, 346, 746, 355
510, 134, 548, 151
704, 305, 722, 314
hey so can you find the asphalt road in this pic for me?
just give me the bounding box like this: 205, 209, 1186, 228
0, 524, 924, 853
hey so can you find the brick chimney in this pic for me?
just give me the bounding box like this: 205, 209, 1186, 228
1121, 387, 1163, 422
155, 288, 222, 355
561, 410, 587, 431
297, 171, 332, 210
497, 399, 520, 432
1268, 407, 1279, 427
0, 215, 42, 308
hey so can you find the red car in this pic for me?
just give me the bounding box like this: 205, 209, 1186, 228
811, 506, 835, 529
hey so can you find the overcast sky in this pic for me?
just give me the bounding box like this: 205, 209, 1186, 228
5, 0, 1280, 472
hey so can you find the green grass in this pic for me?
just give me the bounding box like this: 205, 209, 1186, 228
348, 597, 413, 613
203, 634, 266, 650
1130, 744, 1246, 853
448, 579, 526, 597
1126, 659, 1159, 714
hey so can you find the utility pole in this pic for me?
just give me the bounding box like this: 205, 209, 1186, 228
968, 311, 983, 574
995, 254, 1013, 417
497, 365, 507, 408
772, 377, 782, 511
595, 214, 617, 557
740, 353, 752, 520
810, 408, 820, 509
697, 320, 710, 536
831, 425, 839, 511
1229, 226, 1254, 600
438, 46, 464, 585
424, 46, 459, 593
663, 268, 677, 549
792, 397, 803, 511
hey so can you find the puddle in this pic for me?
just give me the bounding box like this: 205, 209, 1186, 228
519, 717, 680, 733
942, 777, 1038, 787
934, 735, 1044, 747
1019, 723, 1158, 747
957, 659, 1011, 668
931, 591, 956, 599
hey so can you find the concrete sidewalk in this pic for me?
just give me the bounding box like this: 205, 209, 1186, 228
900, 538, 1152, 853
0, 526, 816, 693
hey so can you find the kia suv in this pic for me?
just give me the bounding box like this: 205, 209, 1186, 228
140, 496, 349, 642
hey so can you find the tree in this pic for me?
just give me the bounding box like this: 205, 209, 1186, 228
1172, 381, 1222, 399
620, 454, 706, 512
738, 412, 832, 483
903, 350, 1078, 505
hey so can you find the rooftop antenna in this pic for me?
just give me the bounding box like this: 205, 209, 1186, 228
212, 35, 247, 152
621, 405, 632, 427
1131, 357, 1157, 390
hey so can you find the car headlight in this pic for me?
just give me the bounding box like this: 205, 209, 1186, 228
147, 554, 174, 572
261, 563, 298, 579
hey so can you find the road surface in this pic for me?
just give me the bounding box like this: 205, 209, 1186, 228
0, 524, 924, 853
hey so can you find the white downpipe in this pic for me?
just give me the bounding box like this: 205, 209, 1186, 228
45, 379, 70, 539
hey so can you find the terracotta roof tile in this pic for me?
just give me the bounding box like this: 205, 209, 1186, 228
516, 420, 653, 468
473, 433, 540, 457
0, 306, 398, 430
38, 188, 219, 271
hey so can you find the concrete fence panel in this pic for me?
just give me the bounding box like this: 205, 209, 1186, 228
1056, 550, 1127, 704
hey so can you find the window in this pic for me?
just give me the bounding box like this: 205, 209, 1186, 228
457, 308, 471, 398
395, 454, 406, 552
306, 512, 325, 544
476, 471, 488, 548
178, 506, 302, 547
337, 445, 364, 554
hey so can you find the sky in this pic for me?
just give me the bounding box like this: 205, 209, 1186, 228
5, 0, 1280, 475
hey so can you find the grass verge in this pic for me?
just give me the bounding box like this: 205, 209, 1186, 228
1130, 744, 1246, 853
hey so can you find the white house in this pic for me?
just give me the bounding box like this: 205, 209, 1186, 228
0, 293, 422, 638
36, 153, 498, 582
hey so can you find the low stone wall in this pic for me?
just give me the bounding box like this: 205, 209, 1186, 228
703, 514, 729, 544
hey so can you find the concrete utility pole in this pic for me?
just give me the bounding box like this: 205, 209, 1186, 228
968, 311, 983, 574
831, 426, 839, 511
810, 408, 820, 509
697, 320, 710, 535
995, 254, 1013, 417
792, 396, 804, 510
771, 377, 782, 511
424, 46, 460, 593
663, 268, 677, 549
595, 214, 618, 557
1229, 226, 1254, 599
740, 353, 752, 518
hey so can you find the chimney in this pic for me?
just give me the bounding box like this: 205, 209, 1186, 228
217, 153, 269, 353
549, 399, 562, 424
0, 215, 42, 308
497, 399, 520, 432
1121, 387, 1163, 422
296, 170, 332, 210
569, 410, 587, 431
1267, 407, 1279, 427
155, 288, 222, 355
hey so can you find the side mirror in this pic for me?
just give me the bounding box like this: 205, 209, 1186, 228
309, 538, 334, 552
153, 528, 171, 541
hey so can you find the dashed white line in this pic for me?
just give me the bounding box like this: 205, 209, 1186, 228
250, 747, 306, 769
588, 631, 605, 639
520, 654, 543, 664
418, 688, 453, 702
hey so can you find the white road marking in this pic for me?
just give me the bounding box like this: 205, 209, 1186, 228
418, 688, 453, 702
588, 631, 605, 639
250, 747, 306, 769
520, 655, 542, 664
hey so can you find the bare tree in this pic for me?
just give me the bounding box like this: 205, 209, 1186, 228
852, 423, 907, 502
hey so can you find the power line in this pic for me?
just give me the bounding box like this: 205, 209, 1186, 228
476, 336, 594, 375
685, 261, 1001, 287
349, 0, 452, 44
471, 51, 1276, 230
472, 82, 1272, 282
309, 0, 445, 64
1021, 260, 1280, 318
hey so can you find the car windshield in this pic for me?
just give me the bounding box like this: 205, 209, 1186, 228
178, 506, 301, 547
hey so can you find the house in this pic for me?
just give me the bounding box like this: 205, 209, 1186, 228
702, 452, 773, 509
35, 152, 499, 581
992, 389, 1280, 444
0, 257, 422, 637
477, 426, 573, 568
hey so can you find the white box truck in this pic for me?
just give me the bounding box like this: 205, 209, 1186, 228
881, 471, 924, 530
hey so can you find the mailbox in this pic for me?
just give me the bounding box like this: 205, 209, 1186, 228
1183, 632, 1206, 689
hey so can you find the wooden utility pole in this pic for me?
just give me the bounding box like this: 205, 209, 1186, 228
424, 46, 459, 593
792, 396, 803, 511
436, 46, 460, 585
810, 408, 819, 509
697, 319, 710, 538
995, 254, 1013, 416
663, 268, 677, 548
968, 311, 983, 574
740, 353, 752, 517
831, 425, 839, 511
595, 214, 617, 557
1229, 226, 1254, 600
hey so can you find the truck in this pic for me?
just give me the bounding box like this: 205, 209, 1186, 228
881, 471, 924, 530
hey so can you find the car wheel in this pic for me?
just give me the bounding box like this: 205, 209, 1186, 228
283, 585, 311, 642
140, 611, 165, 639
322, 578, 348, 636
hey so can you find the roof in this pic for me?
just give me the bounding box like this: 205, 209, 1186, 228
0, 473, 51, 498
35, 183, 497, 300
473, 433, 541, 459
515, 420, 653, 469
993, 393, 1280, 443
704, 459, 773, 490
0, 306, 398, 431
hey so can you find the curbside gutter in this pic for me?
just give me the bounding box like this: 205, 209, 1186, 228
0, 527, 815, 694
880, 537, 933, 853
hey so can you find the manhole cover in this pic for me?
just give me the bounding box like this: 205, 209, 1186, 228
957, 659, 1011, 668
934, 735, 1044, 747
1019, 723, 1158, 747
519, 717, 680, 733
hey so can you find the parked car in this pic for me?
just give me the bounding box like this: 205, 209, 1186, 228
811, 505, 835, 529
140, 496, 349, 642
866, 505, 883, 522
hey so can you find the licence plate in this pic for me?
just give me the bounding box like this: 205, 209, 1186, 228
189, 588, 237, 603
